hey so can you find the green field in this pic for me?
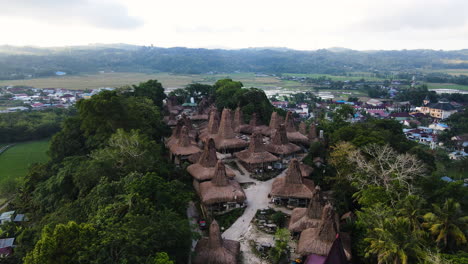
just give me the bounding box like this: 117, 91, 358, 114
0, 140, 49, 194
282, 73, 386, 81
426, 82, 468, 91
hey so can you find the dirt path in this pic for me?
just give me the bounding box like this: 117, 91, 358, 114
222, 164, 288, 241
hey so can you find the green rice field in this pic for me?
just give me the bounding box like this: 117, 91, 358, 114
0, 140, 49, 194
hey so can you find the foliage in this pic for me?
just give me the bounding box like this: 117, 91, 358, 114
269, 228, 291, 264
215, 207, 246, 231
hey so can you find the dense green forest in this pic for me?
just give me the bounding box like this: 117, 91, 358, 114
1, 45, 468, 79
2, 80, 193, 263
0, 109, 72, 144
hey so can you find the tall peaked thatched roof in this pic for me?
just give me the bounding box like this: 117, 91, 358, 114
166, 119, 183, 148
193, 220, 240, 264
262, 111, 283, 136
285, 112, 309, 145
235, 132, 279, 165
200, 108, 220, 141
270, 159, 315, 199
288, 186, 324, 233
308, 123, 317, 141
297, 204, 339, 256
300, 163, 314, 177
164, 113, 177, 126
265, 124, 301, 156
233, 107, 248, 132
187, 139, 236, 181
199, 161, 246, 205
169, 126, 201, 156
299, 122, 307, 135
214, 109, 248, 151
241, 113, 269, 134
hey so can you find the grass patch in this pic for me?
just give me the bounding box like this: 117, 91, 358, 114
214, 207, 246, 231
254, 208, 289, 234
426, 82, 468, 91
282, 73, 386, 81
0, 140, 49, 195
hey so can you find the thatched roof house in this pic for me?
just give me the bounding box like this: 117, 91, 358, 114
285, 111, 309, 146
297, 203, 337, 256
214, 108, 248, 152
240, 113, 269, 135
200, 109, 220, 141
265, 124, 301, 157
232, 107, 249, 133
288, 186, 324, 233
300, 163, 314, 177
169, 126, 201, 163
262, 111, 283, 136
193, 220, 240, 264
164, 113, 177, 126
166, 119, 183, 148
166, 96, 183, 114
199, 161, 246, 207
299, 121, 307, 135
187, 138, 236, 181
235, 132, 279, 171
308, 123, 318, 142
191, 97, 210, 121
270, 159, 315, 206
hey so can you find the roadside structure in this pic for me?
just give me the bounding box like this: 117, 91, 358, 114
270, 159, 315, 207
187, 138, 236, 182
198, 161, 246, 214
193, 220, 240, 264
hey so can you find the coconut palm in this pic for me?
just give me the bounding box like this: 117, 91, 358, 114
423, 198, 468, 251
365, 217, 424, 264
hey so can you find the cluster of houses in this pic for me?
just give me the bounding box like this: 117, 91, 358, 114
0, 211, 27, 257
163, 96, 349, 263
0, 85, 115, 113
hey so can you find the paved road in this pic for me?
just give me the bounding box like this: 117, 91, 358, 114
222, 161, 288, 240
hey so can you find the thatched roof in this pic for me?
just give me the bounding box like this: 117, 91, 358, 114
187, 139, 236, 181
199, 161, 246, 205
300, 163, 314, 177
285, 112, 309, 145
193, 220, 240, 264
262, 111, 283, 136
299, 122, 307, 135
214, 108, 248, 151
241, 113, 269, 134
166, 119, 184, 148
233, 107, 249, 133
297, 203, 338, 256
288, 186, 324, 233
200, 109, 220, 141
166, 96, 183, 114
235, 132, 279, 165
169, 126, 201, 156
181, 113, 197, 139
265, 124, 301, 156
308, 123, 317, 141
164, 113, 177, 126
270, 159, 315, 199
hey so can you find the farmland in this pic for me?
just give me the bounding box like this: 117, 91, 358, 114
0, 140, 49, 195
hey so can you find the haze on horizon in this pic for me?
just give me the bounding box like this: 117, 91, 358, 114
0, 0, 467, 51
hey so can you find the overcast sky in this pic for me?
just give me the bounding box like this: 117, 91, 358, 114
0, 0, 467, 50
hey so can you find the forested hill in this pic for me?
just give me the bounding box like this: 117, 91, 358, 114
1, 45, 468, 79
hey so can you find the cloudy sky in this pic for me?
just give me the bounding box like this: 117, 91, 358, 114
0, 0, 467, 50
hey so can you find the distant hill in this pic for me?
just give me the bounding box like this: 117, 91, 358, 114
1, 45, 468, 80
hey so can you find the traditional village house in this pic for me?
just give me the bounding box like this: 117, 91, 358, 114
265, 124, 301, 159
199, 108, 220, 142
163, 113, 177, 127
270, 159, 315, 207
214, 108, 248, 153
308, 123, 318, 143
297, 204, 352, 261
187, 138, 236, 182
190, 97, 210, 122
199, 161, 246, 213
232, 106, 249, 133
300, 162, 314, 178
241, 113, 269, 135
262, 111, 283, 136
180, 113, 197, 139
289, 186, 323, 234
285, 111, 309, 146
299, 121, 307, 135
169, 126, 201, 164
166, 119, 183, 148
235, 132, 280, 172
166, 96, 183, 115
193, 220, 240, 264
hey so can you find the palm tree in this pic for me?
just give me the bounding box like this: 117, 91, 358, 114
365, 217, 424, 264
423, 198, 468, 251
397, 195, 426, 231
